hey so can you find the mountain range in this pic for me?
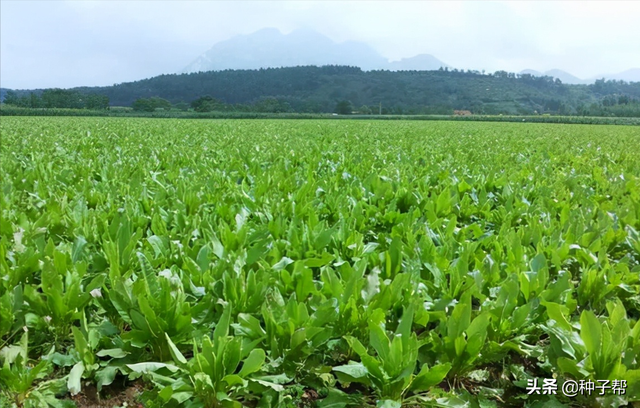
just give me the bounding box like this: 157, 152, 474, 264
519, 68, 640, 85
184, 28, 639, 84
183, 28, 449, 73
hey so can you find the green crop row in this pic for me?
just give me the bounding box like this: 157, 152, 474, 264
1, 118, 639, 407
3, 105, 640, 126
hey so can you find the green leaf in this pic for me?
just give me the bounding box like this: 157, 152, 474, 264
466, 312, 490, 342
222, 336, 242, 374
304, 252, 335, 268
137, 251, 160, 297
68, 362, 85, 396
158, 385, 174, 402
1, 344, 25, 365
411, 363, 451, 392
531, 253, 546, 273
333, 362, 368, 379
211, 234, 225, 259
126, 362, 180, 373
147, 235, 168, 258
556, 357, 590, 379
377, 400, 401, 408
369, 323, 390, 362
196, 245, 211, 272
447, 292, 471, 338
214, 307, 231, 343
314, 228, 335, 251
272, 257, 294, 271
222, 374, 246, 387
95, 366, 118, 391
344, 336, 385, 382
580, 310, 602, 355
85, 274, 106, 293
72, 236, 87, 263
317, 388, 352, 408
48, 352, 77, 367
238, 348, 265, 377
95, 348, 128, 359
543, 302, 573, 332
171, 392, 193, 404
396, 304, 414, 341
165, 333, 187, 365
251, 373, 291, 389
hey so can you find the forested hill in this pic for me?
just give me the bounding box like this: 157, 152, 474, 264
8, 65, 640, 115
72, 66, 639, 115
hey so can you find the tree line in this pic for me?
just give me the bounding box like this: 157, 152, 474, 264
79, 66, 640, 116
3, 66, 640, 116
3, 89, 109, 110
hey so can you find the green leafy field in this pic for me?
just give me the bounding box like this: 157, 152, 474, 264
1, 117, 639, 407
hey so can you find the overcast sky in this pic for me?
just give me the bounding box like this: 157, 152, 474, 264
2, 1, 639, 89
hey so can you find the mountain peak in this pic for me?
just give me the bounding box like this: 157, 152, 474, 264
183, 28, 447, 73
600, 68, 640, 82
519, 69, 587, 84
389, 54, 449, 71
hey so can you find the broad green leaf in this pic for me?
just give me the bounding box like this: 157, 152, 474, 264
333, 362, 368, 379
165, 333, 187, 365
317, 388, 352, 408
377, 400, 401, 408
126, 362, 180, 373
159, 385, 174, 402
447, 292, 471, 338
530, 253, 546, 273
96, 348, 129, 359
411, 363, 452, 392
214, 307, 231, 343
580, 310, 602, 356
543, 302, 573, 332
237, 348, 265, 377
95, 366, 118, 391
68, 362, 85, 396
71, 236, 87, 263
272, 257, 294, 271
222, 374, 246, 387
369, 323, 390, 362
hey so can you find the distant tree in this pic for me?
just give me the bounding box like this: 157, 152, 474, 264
174, 101, 190, 111
42, 89, 83, 108
132, 98, 154, 112
301, 100, 324, 113
85, 94, 109, 110
254, 97, 291, 113
602, 95, 617, 107
30, 93, 43, 108
132, 97, 171, 111
358, 105, 372, 114
150, 97, 172, 111
3, 91, 19, 105
191, 95, 220, 112
16, 95, 30, 108
558, 103, 571, 115
335, 100, 352, 114
577, 104, 590, 116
